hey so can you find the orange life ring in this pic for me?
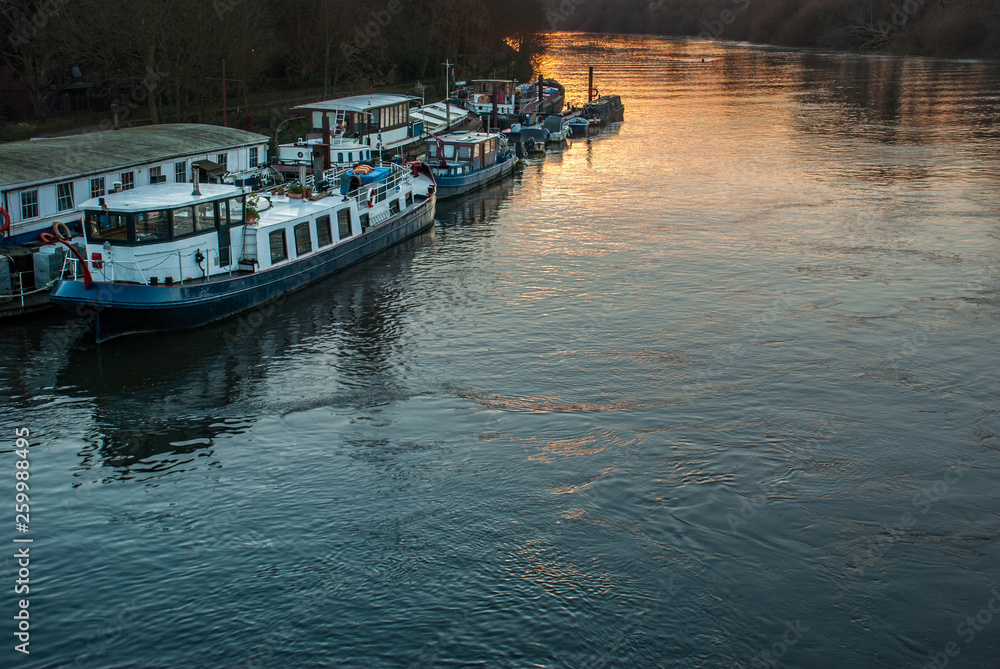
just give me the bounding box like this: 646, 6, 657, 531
53, 220, 71, 240
0, 207, 10, 234
367, 188, 375, 208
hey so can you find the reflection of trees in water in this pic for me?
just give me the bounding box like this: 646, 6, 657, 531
52, 234, 435, 478
787, 54, 1000, 149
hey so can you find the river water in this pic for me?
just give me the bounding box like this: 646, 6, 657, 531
2, 34, 1000, 668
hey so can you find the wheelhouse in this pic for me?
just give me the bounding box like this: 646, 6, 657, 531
426, 131, 502, 177
467, 80, 516, 115
83, 183, 245, 246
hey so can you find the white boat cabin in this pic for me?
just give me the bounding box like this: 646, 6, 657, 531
426, 131, 503, 178
277, 138, 375, 169
292, 94, 421, 152
78, 166, 418, 286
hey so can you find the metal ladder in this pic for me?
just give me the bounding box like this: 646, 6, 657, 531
239, 226, 258, 269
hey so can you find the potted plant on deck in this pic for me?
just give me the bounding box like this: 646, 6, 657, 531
288, 184, 305, 199
246, 194, 260, 223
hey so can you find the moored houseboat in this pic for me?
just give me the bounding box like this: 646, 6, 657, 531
459, 78, 565, 130
48, 162, 436, 342
1, 124, 271, 320
277, 95, 479, 175
425, 131, 517, 200
584, 95, 625, 125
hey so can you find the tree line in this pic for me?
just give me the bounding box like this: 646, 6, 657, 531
543, 0, 999, 59
0, 0, 547, 123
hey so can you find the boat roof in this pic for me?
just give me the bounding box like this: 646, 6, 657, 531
408, 102, 469, 129
433, 131, 498, 144
79, 183, 244, 212
256, 197, 347, 228
294, 94, 419, 114
0, 124, 268, 190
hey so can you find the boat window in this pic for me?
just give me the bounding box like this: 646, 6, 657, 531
194, 202, 216, 231
348, 152, 352, 162
360, 213, 369, 231
405, 192, 413, 207
219, 200, 229, 226
294, 222, 312, 256
389, 199, 400, 215
57, 182, 75, 211
135, 210, 170, 241
86, 210, 130, 241
458, 146, 471, 160
316, 215, 333, 247
472, 144, 479, 160
228, 197, 244, 225
427, 144, 438, 158
338, 152, 343, 163
337, 208, 352, 240
20, 190, 38, 219
172, 207, 195, 237
269, 229, 288, 264
444, 145, 455, 159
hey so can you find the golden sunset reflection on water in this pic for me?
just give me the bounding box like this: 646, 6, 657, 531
9, 32, 999, 669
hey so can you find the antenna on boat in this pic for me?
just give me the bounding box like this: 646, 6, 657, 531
192, 166, 202, 196
443, 59, 452, 132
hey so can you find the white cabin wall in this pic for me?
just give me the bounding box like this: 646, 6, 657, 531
87, 230, 222, 285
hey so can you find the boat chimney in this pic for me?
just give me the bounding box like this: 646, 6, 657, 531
321, 113, 332, 170
191, 166, 202, 196
299, 165, 307, 190
491, 87, 498, 133
588, 67, 594, 103
538, 77, 543, 112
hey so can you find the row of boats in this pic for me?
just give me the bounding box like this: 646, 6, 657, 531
5, 80, 625, 343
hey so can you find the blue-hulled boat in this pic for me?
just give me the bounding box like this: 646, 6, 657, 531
48, 162, 436, 342
425, 131, 518, 199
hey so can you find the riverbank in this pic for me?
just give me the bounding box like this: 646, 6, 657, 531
0, 79, 451, 145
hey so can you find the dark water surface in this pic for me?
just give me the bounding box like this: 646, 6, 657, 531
3, 34, 1000, 668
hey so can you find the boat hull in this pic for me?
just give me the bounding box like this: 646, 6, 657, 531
49, 195, 435, 342
434, 155, 518, 200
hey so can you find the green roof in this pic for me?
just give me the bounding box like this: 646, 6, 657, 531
0, 124, 269, 190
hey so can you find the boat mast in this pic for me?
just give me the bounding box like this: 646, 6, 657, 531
443, 59, 451, 131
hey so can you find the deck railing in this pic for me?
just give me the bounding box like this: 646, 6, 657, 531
327, 163, 412, 210
61, 246, 242, 286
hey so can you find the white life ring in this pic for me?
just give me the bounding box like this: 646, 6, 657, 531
367, 188, 375, 208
